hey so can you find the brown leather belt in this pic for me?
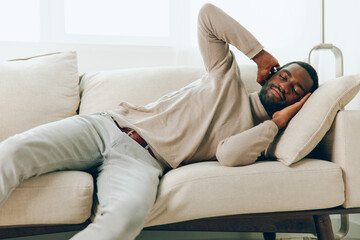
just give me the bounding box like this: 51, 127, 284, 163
110, 117, 155, 158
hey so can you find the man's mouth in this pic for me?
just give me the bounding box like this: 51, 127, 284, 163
271, 86, 285, 101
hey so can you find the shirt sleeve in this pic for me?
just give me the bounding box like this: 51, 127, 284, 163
216, 120, 279, 167
198, 3, 264, 73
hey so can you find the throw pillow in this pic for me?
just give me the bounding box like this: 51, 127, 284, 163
265, 74, 360, 166
0, 52, 79, 142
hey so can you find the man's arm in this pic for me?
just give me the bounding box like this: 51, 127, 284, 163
216, 120, 278, 166
198, 3, 263, 73
216, 93, 311, 167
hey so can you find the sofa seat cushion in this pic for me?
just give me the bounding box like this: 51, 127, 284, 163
0, 171, 93, 226
145, 159, 344, 227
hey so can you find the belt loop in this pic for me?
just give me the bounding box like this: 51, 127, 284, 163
127, 129, 135, 136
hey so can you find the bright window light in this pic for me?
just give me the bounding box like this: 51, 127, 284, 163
64, 0, 170, 37
189, 0, 319, 49
0, 0, 40, 41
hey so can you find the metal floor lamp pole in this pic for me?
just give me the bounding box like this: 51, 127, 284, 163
308, 0, 347, 239
308, 0, 343, 78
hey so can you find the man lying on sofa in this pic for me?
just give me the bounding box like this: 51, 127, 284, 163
0, 3, 318, 240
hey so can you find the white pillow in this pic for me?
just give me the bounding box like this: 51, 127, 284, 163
265, 74, 360, 166
0, 52, 80, 142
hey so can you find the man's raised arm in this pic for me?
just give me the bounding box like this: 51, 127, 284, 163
198, 3, 264, 73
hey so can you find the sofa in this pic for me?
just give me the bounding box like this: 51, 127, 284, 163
0, 51, 360, 240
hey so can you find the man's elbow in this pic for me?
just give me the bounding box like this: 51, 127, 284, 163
200, 3, 216, 13
216, 142, 256, 167
198, 3, 216, 21
216, 151, 236, 167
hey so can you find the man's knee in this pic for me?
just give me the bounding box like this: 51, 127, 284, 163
1, 137, 23, 161
0, 136, 34, 178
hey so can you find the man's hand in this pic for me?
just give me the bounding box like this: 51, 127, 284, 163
272, 93, 311, 129
252, 49, 280, 85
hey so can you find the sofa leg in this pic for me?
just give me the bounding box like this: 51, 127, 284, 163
263, 232, 276, 240
313, 214, 335, 240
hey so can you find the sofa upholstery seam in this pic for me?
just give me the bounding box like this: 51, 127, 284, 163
163, 168, 342, 189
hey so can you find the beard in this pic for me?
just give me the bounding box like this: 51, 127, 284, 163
258, 86, 287, 117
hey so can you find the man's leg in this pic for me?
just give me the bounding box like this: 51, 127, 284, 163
71, 128, 163, 240
0, 113, 118, 206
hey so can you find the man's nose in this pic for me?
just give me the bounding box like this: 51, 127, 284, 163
279, 82, 291, 94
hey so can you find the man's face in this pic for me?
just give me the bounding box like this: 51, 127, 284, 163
259, 64, 313, 116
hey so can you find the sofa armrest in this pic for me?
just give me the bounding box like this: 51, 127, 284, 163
314, 110, 360, 208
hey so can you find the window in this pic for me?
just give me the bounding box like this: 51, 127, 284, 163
64, 0, 169, 38
0, 0, 320, 48
0, 0, 174, 45
188, 0, 320, 49
0, 0, 357, 61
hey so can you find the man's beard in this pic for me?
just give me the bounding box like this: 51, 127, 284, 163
258, 86, 287, 117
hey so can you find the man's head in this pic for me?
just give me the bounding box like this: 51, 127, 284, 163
259, 61, 318, 116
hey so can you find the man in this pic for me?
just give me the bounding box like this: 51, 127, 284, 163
0, 3, 318, 240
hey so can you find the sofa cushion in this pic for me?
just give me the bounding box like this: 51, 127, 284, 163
266, 74, 360, 166
0, 52, 79, 142
0, 160, 344, 227
79, 66, 205, 114
0, 171, 93, 226
145, 159, 344, 226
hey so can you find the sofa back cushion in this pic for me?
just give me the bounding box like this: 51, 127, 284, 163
79, 65, 258, 114
0, 52, 79, 141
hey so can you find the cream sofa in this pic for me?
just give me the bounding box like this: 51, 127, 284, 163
0, 52, 360, 240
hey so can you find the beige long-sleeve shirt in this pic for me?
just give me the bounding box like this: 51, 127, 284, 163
109, 3, 278, 169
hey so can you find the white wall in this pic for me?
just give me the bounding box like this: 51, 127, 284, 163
0, 42, 181, 74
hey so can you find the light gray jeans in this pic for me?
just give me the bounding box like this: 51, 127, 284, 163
0, 113, 164, 240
